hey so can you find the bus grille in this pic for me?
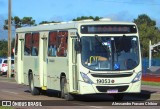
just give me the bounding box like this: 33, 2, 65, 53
91, 73, 133, 78
96, 85, 129, 92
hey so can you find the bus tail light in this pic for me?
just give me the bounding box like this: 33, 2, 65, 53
80, 72, 93, 84
132, 71, 142, 83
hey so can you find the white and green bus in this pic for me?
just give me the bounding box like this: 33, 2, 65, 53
14, 19, 142, 100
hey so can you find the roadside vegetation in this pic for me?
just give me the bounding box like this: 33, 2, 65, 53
142, 81, 160, 86
0, 107, 13, 109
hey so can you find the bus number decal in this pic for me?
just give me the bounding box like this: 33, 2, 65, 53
97, 79, 113, 84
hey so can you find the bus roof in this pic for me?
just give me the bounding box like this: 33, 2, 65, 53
16, 21, 136, 33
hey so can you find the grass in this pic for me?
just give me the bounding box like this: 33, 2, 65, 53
0, 107, 14, 109
142, 81, 160, 86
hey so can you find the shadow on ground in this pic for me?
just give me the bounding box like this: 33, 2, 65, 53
23, 89, 157, 102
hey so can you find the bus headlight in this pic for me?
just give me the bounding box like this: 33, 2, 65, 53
132, 71, 142, 83
80, 72, 93, 84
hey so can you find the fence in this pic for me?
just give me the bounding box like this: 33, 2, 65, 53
142, 58, 160, 74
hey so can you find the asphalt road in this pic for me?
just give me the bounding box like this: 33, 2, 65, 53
0, 76, 160, 109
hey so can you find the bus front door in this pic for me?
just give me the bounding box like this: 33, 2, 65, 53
40, 33, 47, 89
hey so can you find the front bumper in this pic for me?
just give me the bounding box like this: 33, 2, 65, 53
78, 80, 141, 94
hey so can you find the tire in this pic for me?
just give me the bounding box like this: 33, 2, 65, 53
40, 90, 46, 95
29, 74, 40, 95
60, 78, 74, 101
113, 94, 124, 101
0, 72, 2, 76
11, 74, 14, 77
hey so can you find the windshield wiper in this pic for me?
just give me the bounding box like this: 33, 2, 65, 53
95, 35, 110, 53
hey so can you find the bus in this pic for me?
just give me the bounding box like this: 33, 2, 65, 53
14, 19, 142, 100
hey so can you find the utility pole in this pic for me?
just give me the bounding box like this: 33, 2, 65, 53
7, 0, 12, 78
149, 40, 152, 68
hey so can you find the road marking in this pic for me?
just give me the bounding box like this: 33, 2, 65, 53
1, 90, 18, 95
89, 106, 103, 109
72, 102, 103, 109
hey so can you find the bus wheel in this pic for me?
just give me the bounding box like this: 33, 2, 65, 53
113, 94, 124, 101
29, 74, 40, 95
61, 78, 74, 101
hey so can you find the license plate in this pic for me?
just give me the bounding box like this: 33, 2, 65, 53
107, 89, 118, 93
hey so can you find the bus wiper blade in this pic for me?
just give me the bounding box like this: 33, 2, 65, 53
95, 35, 109, 52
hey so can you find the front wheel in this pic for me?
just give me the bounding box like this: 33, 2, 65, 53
29, 74, 40, 95
60, 78, 74, 101
113, 94, 124, 101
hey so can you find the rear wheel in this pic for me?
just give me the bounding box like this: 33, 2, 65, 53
60, 78, 74, 101
29, 74, 40, 95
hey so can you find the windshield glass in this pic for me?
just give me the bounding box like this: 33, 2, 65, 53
81, 36, 139, 71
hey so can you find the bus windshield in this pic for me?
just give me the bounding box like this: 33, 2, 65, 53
81, 36, 139, 71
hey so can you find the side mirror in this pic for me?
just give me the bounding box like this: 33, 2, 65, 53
75, 40, 81, 52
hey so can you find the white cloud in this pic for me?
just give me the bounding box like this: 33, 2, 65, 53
104, 11, 134, 22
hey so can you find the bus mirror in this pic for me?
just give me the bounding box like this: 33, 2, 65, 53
75, 40, 81, 52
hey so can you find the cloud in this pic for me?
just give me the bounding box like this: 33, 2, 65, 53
104, 11, 134, 22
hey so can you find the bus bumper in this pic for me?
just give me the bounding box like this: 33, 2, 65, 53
78, 81, 141, 94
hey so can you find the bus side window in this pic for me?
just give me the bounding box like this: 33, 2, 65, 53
48, 32, 57, 57
31, 33, 39, 56
57, 31, 68, 57
24, 33, 32, 56
15, 34, 18, 55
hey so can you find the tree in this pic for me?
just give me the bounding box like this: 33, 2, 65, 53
72, 16, 102, 21
133, 14, 160, 57
134, 14, 156, 27
13, 16, 21, 28
39, 21, 60, 25
0, 39, 15, 57
3, 16, 36, 29
21, 17, 36, 27
0, 40, 8, 57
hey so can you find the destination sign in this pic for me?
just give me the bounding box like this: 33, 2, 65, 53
81, 25, 137, 34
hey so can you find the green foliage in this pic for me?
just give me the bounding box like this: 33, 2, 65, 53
0, 40, 8, 57
0, 39, 15, 57
72, 16, 102, 21
0, 107, 13, 109
13, 16, 21, 28
133, 14, 160, 57
142, 81, 160, 86
3, 16, 36, 29
134, 14, 156, 26
21, 17, 36, 26
39, 21, 60, 25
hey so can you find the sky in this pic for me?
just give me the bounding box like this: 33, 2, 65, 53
0, 0, 160, 39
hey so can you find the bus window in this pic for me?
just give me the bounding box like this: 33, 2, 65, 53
15, 34, 18, 55
31, 33, 39, 56
48, 32, 57, 57
57, 31, 68, 57
24, 33, 32, 55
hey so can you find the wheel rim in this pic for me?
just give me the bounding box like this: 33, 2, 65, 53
30, 76, 34, 91
61, 78, 68, 98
